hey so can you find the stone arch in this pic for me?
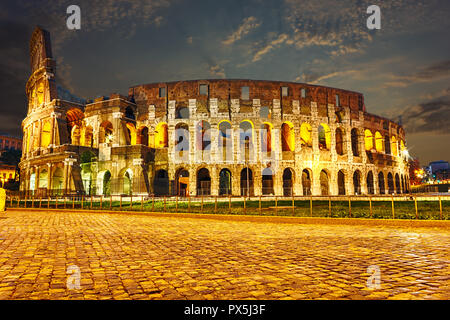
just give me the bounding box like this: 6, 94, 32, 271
97, 170, 111, 196
71, 125, 81, 145
320, 169, 329, 196
260, 122, 273, 153
391, 136, 398, 156
239, 120, 254, 161
219, 168, 232, 196
281, 122, 295, 152
375, 131, 383, 152
99, 121, 113, 145
395, 173, 401, 194
81, 151, 95, 195
282, 167, 294, 196
367, 171, 374, 194
300, 123, 312, 148
378, 172, 385, 194
351, 128, 359, 156
40, 119, 52, 148
52, 167, 64, 194
262, 166, 274, 195
125, 122, 137, 145
197, 167, 211, 196
175, 122, 189, 152
302, 168, 312, 195
154, 169, 169, 196
353, 170, 362, 195
175, 168, 189, 196
155, 122, 168, 148
137, 126, 149, 146
38, 168, 48, 189
335, 127, 345, 155
387, 172, 394, 194
364, 129, 374, 151
196, 120, 211, 151
240, 167, 253, 196
318, 123, 331, 150
218, 120, 232, 161
118, 168, 133, 195
82, 125, 93, 147
337, 170, 346, 195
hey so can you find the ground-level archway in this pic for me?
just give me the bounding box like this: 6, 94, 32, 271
154, 169, 169, 196
219, 169, 232, 196
262, 167, 274, 195
197, 168, 211, 196
283, 168, 293, 196
337, 170, 346, 195
240, 168, 253, 196
302, 169, 312, 195
320, 170, 329, 195
175, 168, 189, 196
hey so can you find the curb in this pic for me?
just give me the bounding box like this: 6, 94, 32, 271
5, 207, 450, 229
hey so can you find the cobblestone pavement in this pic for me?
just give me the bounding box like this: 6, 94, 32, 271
0, 210, 449, 300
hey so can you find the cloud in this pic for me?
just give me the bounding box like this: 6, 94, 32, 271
393, 91, 450, 134
295, 70, 358, 84
251, 33, 289, 62
222, 16, 261, 46
384, 60, 450, 87
209, 65, 226, 78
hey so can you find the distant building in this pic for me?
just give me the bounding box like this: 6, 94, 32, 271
0, 164, 16, 187
428, 160, 449, 182
0, 134, 22, 155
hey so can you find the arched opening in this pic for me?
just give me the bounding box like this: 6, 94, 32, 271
281, 122, 295, 152
120, 169, 133, 195
29, 172, 36, 191
196, 121, 211, 151
138, 127, 149, 146
385, 135, 391, 155
337, 170, 346, 195
66, 108, 84, 145
126, 123, 137, 145
97, 170, 111, 196
175, 123, 189, 155
391, 136, 398, 156
300, 123, 312, 148
155, 122, 168, 148
175, 169, 189, 196
125, 106, 135, 120
302, 169, 312, 195
71, 125, 81, 146
260, 122, 273, 153
367, 171, 374, 194
52, 168, 64, 195
353, 170, 361, 195
239, 121, 254, 161
378, 172, 385, 194
38, 169, 48, 189
218, 120, 232, 161
40, 120, 52, 148
320, 170, 329, 196
176, 106, 189, 119
99, 121, 113, 145
364, 129, 374, 151
318, 123, 331, 150
219, 169, 232, 196
154, 169, 169, 196
375, 131, 383, 152
335, 128, 344, 155
387, 173, 394, 194
395, 173, 401, 194
83, 126, 93, 147
351, 128, 359, 156
197, 168, 211, 196
240, 168, 253, 196
283, 168, 293, 196
401, 174, 405, 193
81, 151, 95, 195
262, 167, 274, 195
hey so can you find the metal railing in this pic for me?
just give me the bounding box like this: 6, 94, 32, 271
5, 192, 450, 220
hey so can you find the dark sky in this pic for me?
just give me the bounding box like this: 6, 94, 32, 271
0, 0, 449, 165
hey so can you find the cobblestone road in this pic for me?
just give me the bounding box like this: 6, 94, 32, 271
0, 211, 449, 300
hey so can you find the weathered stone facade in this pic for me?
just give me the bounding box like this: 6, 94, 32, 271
19, 27, 410, 197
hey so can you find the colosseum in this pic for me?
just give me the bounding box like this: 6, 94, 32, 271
19, 27, 410, 198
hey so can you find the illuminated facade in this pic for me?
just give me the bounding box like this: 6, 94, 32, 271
19, 27, 410, 197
